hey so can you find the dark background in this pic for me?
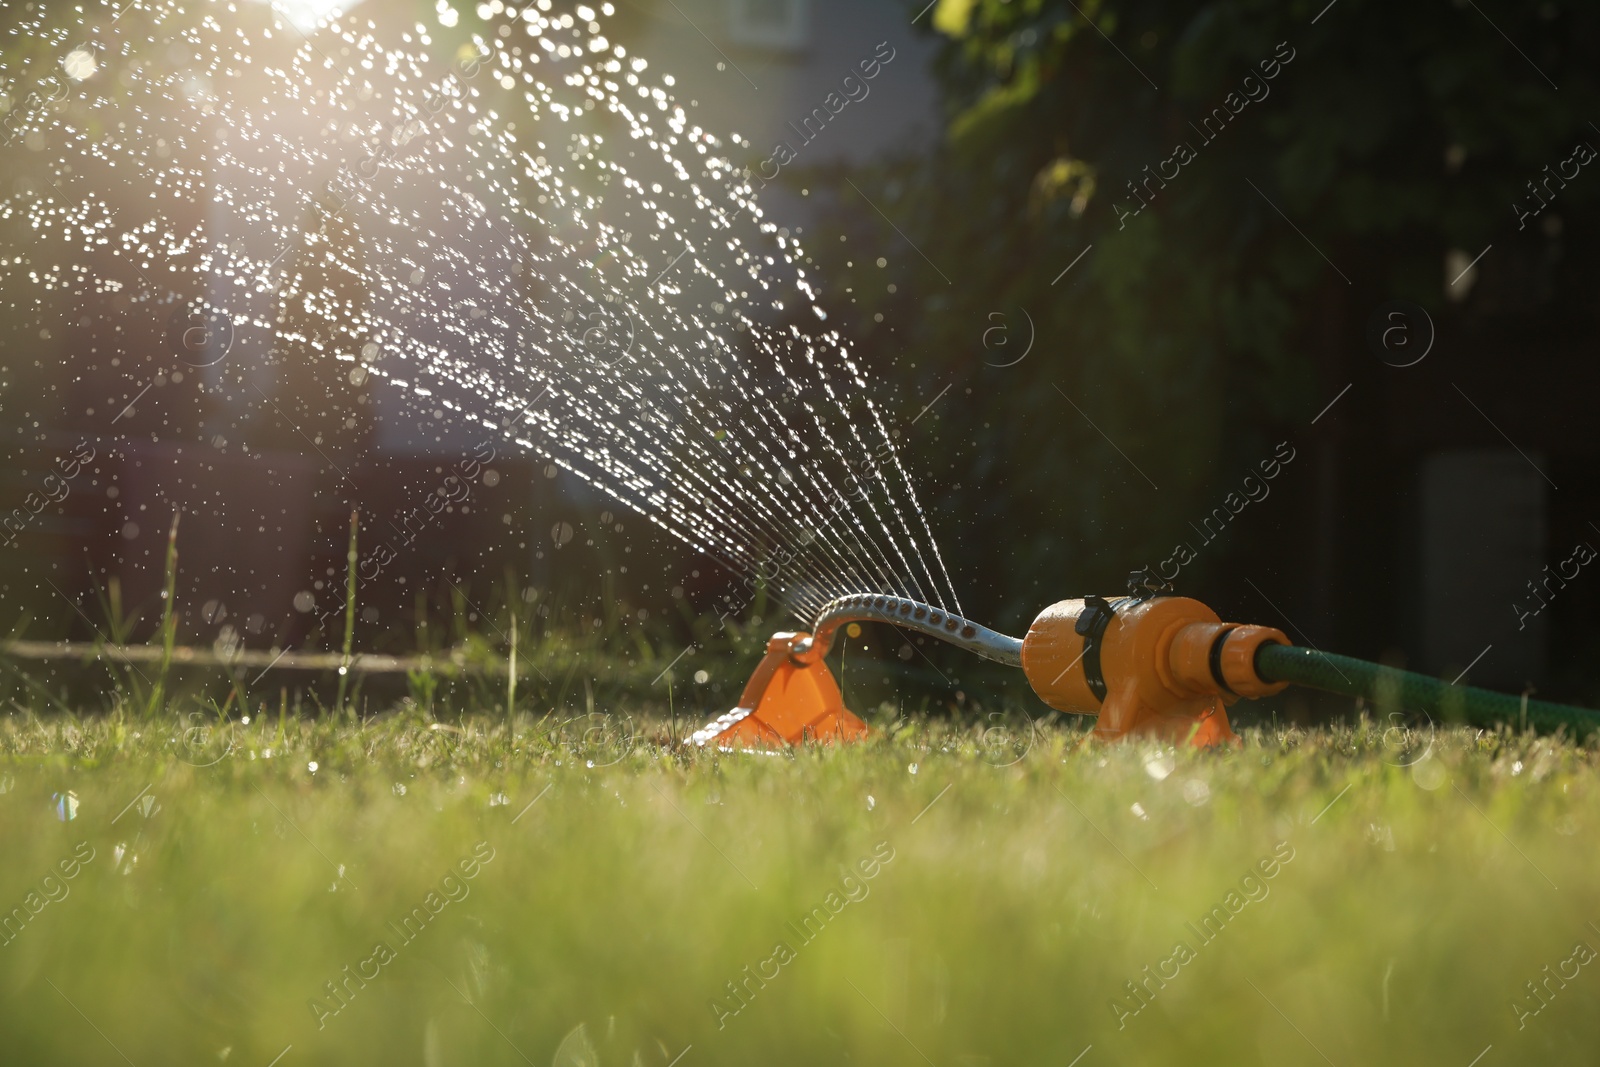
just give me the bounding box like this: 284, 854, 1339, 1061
2, 0, 1597, 704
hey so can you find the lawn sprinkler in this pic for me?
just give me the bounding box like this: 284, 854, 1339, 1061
691, 571, 1600, 749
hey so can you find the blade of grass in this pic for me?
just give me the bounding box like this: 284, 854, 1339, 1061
335, 507, 359, 718
90, 573, 145, 706
144, 511, 181, 720
507, 597, 518, 719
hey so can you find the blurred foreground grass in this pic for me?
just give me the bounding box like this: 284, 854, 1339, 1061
1, 706, 1597, 1066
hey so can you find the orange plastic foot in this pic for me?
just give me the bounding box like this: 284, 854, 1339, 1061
691, 632, 869, 749
1090, 686, 1240, 747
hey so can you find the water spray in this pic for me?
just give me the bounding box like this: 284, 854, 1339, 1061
693, 572, 1600, 749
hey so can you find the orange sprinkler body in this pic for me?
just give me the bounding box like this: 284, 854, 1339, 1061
1021, 595, 1288, 746
689, 632, 869, 749
693, 575, 1600, 751
693, 583, 1288, 751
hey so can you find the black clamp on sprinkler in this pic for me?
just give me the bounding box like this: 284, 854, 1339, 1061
1073, 594, 1119, 702
1071, 570, 1174, 703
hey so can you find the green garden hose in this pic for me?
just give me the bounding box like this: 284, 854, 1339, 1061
1255, 644, 1600, 737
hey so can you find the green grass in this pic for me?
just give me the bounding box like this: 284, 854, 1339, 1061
1, 705, 1597, 1066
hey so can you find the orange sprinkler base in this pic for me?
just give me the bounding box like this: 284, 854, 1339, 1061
690, 632, 869, 749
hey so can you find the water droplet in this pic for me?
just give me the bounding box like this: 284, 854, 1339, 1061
393, 782, 408, 796
62, 48, 97, 81
1412, 756, 1446, 791
867, 795, 876, 810
307, 760, 318, 773
1143, 753, 1175, 781
54, 791, 79, 821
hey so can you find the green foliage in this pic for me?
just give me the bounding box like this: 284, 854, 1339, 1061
812, 0, 1600, 616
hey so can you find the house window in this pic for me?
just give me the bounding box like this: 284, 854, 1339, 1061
727, 0, 809, 51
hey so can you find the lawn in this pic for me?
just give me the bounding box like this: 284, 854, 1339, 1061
1, 704, 1596, 1066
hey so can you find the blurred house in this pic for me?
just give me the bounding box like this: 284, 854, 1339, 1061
626, 0, 940, 231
